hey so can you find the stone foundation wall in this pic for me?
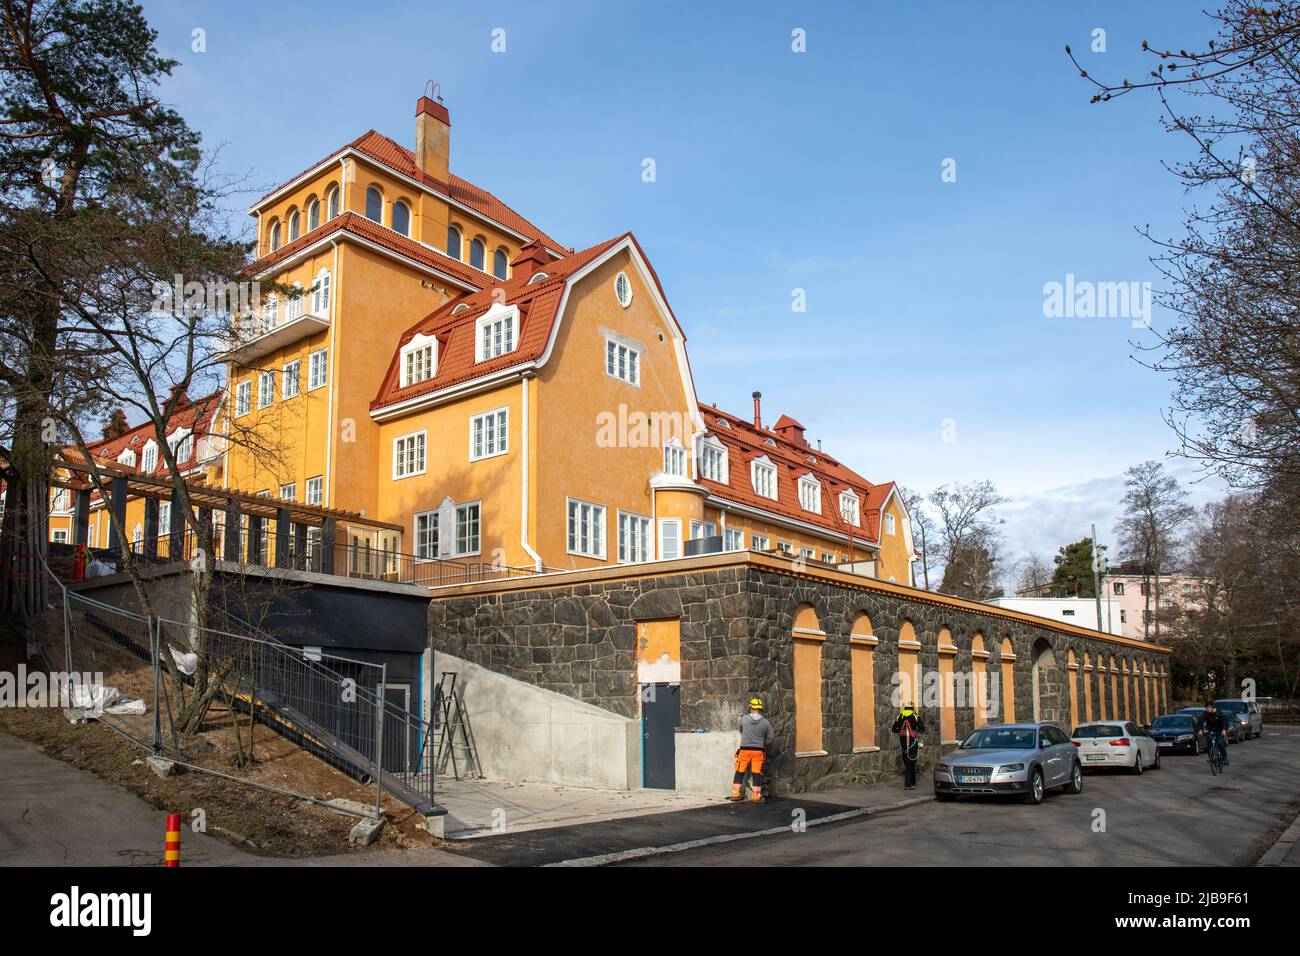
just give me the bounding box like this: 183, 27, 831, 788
429, 558, 1171, 793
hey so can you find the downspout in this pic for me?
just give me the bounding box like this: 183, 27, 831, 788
520, 373, 542, 571
323, 239, 339, 507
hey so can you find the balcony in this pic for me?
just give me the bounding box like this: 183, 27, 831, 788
218, 311, 329, 365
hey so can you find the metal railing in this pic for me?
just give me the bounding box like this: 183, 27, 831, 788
117, 525, 541, 588
44, 561, 438, 820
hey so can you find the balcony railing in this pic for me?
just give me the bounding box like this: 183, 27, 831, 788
108, 526, 543, 588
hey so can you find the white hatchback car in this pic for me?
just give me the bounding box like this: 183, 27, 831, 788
1071, 720, 1160, 774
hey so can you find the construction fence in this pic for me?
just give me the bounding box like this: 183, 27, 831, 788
45, 575, 440, 822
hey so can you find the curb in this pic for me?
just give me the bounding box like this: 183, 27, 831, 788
1256, 809, 1300, 866
546, 794, 933, 867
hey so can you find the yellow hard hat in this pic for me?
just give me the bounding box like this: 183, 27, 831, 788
748, 697, 764, 711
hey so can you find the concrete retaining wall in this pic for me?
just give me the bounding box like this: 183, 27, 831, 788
435, 652, 639, 790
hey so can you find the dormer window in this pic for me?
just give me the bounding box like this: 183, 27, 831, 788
763, 437, 776, 447
839, 489, 860, 526
528, 272, 548, 283
401, 332, 437, 387
141, 441, 157, 474
476, 304, 518, 362
310, 269, 331, 315
117, 449, 137, 468
663, 438, 687, 477
798, 474, 821, 513
698, 435, 728, 483
751, 456, 777, 500
452, 303, 471, 314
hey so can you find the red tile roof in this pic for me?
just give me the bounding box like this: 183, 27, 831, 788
697, 404, 896, 546
253, 130, 566, 255
245, 210, 490, 290
370, 235, 627, 411
78, 391, 220, 478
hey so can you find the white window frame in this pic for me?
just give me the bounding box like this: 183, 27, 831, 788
658, 518, 682, 561
751, 533, 770, 551
310, 269, 331, 315
470, 407, 509, 461
885, 513, 897, 536
475, 304, 518, 362
282, 358, 301, 399
117, 449, 136, 468
689, 520, 717, 540
308, 348, 328, 390
140, 440, 158, 474
174, 433, 193, 463
453, 502, 481, 557
798, 474, 822, 514
617, 511, 652, 564
305, 476, 323, 506
235, 380, 251, 416
614, 271, 633, 308
392, 430, 427, 479
603, 332, 642, 387
698, 435, 729, 483
52, 529, 69, 544
724, 528, 745, 551
279, 482, 296, 501
286, 283, 305, 321
839, 489, 860, 526
413, 509, 439, 561
258, 370, 275, 408
401, 333, 437, 387
663, 437, 687, 477
751, 456, 777, 500
566, 497, 606, 559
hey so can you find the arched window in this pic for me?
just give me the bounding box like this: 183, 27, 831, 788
307, 197, 320, 231
268, 219, 281, 252
326, 185, 340, 219
392, 200, 411, 236
791, 604, 825, 755
287, 208, 300, 242
470, 237, 486, 270
365, 186, 383, 223
493, 247, 509, 280
850, 612, 876, 750
447, 226, 462, 259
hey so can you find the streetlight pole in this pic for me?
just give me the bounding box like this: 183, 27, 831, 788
1091, 523, 1105, 633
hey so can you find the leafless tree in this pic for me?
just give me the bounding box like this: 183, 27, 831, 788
1116, 461, 1195, 642
899, 485, 936, 589
1013, 553, 1055, 595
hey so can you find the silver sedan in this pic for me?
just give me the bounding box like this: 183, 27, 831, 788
934, 723, 1083, 805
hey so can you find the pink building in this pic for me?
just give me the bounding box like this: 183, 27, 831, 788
1106, 572, 1206, 642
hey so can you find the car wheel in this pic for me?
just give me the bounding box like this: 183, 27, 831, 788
1131, 751, 1144, 775
1066, 762, 1083, 795
1152, 749, 1161, 770
1022, 768, 1044, 805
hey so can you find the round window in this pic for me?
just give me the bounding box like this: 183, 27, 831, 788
614, 271, 633, 308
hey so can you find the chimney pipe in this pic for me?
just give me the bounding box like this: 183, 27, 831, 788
415, 84, 451, 183
752, 391, 762, 430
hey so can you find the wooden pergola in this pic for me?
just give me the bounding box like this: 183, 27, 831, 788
53, 453, 401, 574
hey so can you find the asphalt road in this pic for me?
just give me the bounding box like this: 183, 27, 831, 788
627, 727, 1300, 866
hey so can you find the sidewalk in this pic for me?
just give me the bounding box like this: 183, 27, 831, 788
440, 778, 933, 867
436, 777, 718, 839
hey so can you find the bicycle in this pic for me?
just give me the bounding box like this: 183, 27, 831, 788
1204, 731, 1226, 775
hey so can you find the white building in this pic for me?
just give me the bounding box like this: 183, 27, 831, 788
985, 596, 1124, 636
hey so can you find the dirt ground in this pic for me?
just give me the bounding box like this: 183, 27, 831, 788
1, 611, 442, 859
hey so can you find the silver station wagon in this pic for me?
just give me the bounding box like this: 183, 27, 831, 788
934, 722, 1084, 805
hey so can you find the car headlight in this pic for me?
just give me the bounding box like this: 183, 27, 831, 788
1176, 734, 1193, 742
936, 763, 949, 773
997, 763, 1024, 774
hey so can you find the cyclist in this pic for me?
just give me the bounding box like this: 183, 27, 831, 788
1198, 700, 1229, 767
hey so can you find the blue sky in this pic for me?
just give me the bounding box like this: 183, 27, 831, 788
140, 0, 1229, 575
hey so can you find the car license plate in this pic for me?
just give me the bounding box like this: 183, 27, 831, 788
959, 774, 989, 784
1085, 753, 1106, 762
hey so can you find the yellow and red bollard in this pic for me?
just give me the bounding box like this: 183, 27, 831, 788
164, 813, 181, 867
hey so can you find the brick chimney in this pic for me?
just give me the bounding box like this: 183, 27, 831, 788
510, 238, 555, 279
773, 414, 808, 447
415, 87, 451, 183
752, 391, 762, 430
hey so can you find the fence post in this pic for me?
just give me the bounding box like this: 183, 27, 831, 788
151, 617, 162, 757
62, 595, 73, 675
374, 662, 387, 823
